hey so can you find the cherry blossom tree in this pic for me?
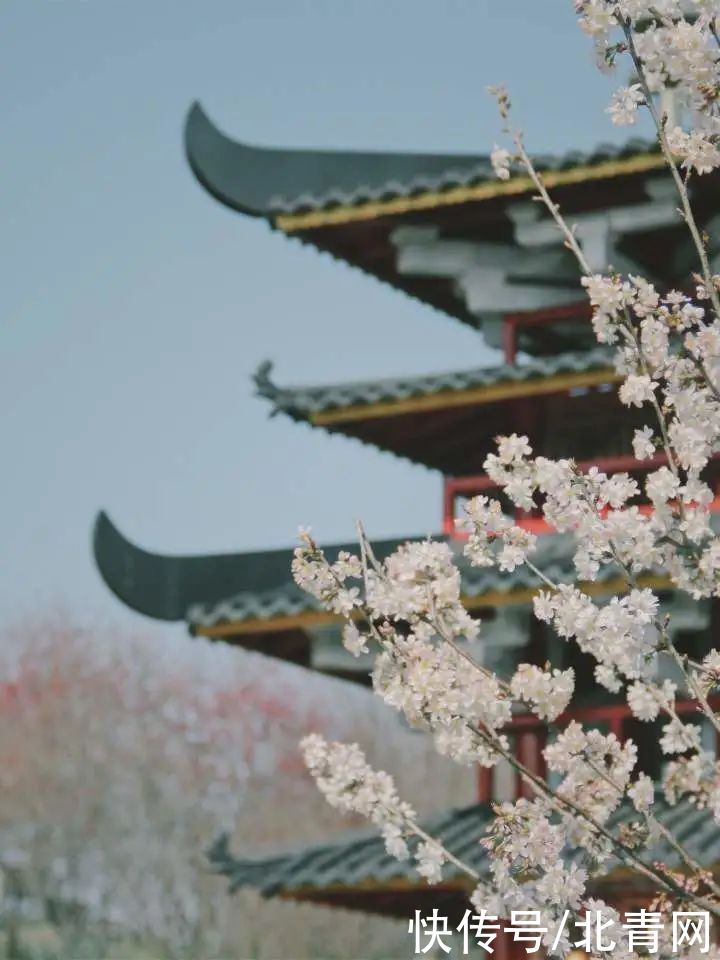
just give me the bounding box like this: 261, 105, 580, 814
294, 3, 720, 955
0, 616, 473, 958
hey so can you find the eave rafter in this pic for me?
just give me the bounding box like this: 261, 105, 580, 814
187, 104, 709, 343
391, 176, 682, 320
274, 153, 667, 232
306, 368, 619, 426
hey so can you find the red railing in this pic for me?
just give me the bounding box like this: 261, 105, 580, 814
445, 452, 720, 536
477, 696, 720, 803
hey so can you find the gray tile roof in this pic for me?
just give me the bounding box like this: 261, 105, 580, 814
184, 507, 720, 631
253, 348, 616, 422
209, 794, 720, 899
185, 536, 407, 629
94, 511, 625, 632
185, 104, 658, 219
186, 531, 623, 630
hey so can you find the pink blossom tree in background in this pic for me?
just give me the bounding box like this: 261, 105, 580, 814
293, 3, 720, 955
0, 618, 473, 958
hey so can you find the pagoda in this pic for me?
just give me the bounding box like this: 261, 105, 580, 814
94, 103, 720, 948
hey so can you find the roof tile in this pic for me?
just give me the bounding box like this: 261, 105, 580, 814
210, 795, 720, 898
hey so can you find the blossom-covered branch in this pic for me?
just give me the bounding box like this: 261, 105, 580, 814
292, 1, 720, 951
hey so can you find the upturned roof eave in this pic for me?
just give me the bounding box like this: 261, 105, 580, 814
184, 102, 662, 228
253, 348, 618, 429
184, 102, 494, 223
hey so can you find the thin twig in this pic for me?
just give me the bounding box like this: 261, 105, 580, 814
404, 816, 480, 883
663, 635, 720, 737
513, 135, 592, 278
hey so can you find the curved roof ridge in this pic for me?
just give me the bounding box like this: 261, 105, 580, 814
93, 511, 325, 622
185, 102, 490, 218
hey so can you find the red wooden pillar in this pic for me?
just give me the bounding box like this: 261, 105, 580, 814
606, 710, 625, 742
502, 317, 518, 364
515, 728, 547, 799
477, 765, 493, 803
495, 925, 513, 960
443, 478, 456, 536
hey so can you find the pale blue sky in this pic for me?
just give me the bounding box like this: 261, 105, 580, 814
1, 1, 639, 629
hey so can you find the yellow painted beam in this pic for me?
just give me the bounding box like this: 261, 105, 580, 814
194, 608, 343, 638
463, 572, 671, 613
193, 572, 671, 639
275, 153, 665, 233
310, 368, 620, 426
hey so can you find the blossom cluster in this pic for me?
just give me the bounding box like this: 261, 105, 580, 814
479, 795, 589, 931
533, 585, 659, 687
576, 0, 720, 174
301, 734, 446, 881
509, 664, 575, 722
294, 533, 511, 767
664, 750, 720, 818
579, 274, 720, 599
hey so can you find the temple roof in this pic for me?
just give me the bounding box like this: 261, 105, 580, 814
256, 346, 615, 421
208, 803, 492, 919
209, 794, 720, 917
187, 531, 662, 636
185, 103, 659, 224
185, 104, 693, 341
93, 513, 660, 639
93, 510, 406, 627
185, 102, 495, 219
185, 103, 720, 355
254, 348, 618, 473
